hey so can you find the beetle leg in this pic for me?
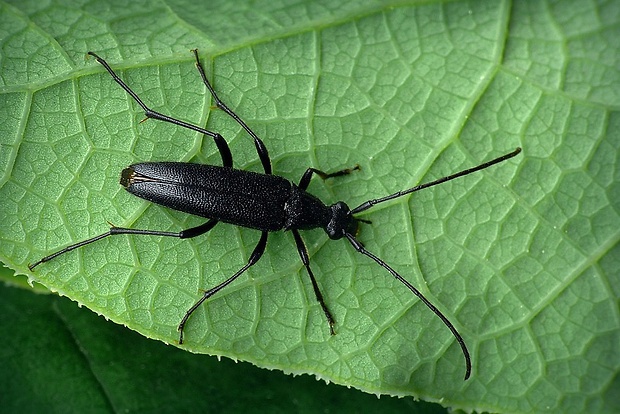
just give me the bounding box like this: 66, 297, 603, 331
29, 219, 219, 270
298, 165, 360, 190
291, 230, 335, 335
87, 52, 233, 168
191, 49, 272, 175
177, 231, 269, 344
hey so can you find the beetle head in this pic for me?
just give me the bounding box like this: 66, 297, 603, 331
325, 201, 358, 240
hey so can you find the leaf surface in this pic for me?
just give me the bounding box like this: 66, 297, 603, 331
1, 0, 618, 412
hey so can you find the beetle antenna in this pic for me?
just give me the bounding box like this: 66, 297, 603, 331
351, 147, 521, 214
345, 233, 472, 380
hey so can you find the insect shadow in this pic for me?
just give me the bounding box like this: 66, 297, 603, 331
30, 49, 522, 381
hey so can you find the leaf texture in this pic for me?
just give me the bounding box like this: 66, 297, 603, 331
1, 0, 618, 412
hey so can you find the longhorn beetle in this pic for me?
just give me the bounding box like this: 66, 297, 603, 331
30, 49, 522, 381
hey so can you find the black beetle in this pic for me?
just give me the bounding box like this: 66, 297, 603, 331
30, 49, 522, 380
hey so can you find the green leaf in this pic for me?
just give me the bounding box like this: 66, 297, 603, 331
1, 0, 619, 412
0, 281, 440, 413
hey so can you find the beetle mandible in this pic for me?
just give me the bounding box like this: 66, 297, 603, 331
30, 49, 523, 381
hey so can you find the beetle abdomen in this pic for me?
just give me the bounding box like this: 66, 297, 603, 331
121, 162, 292, 231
